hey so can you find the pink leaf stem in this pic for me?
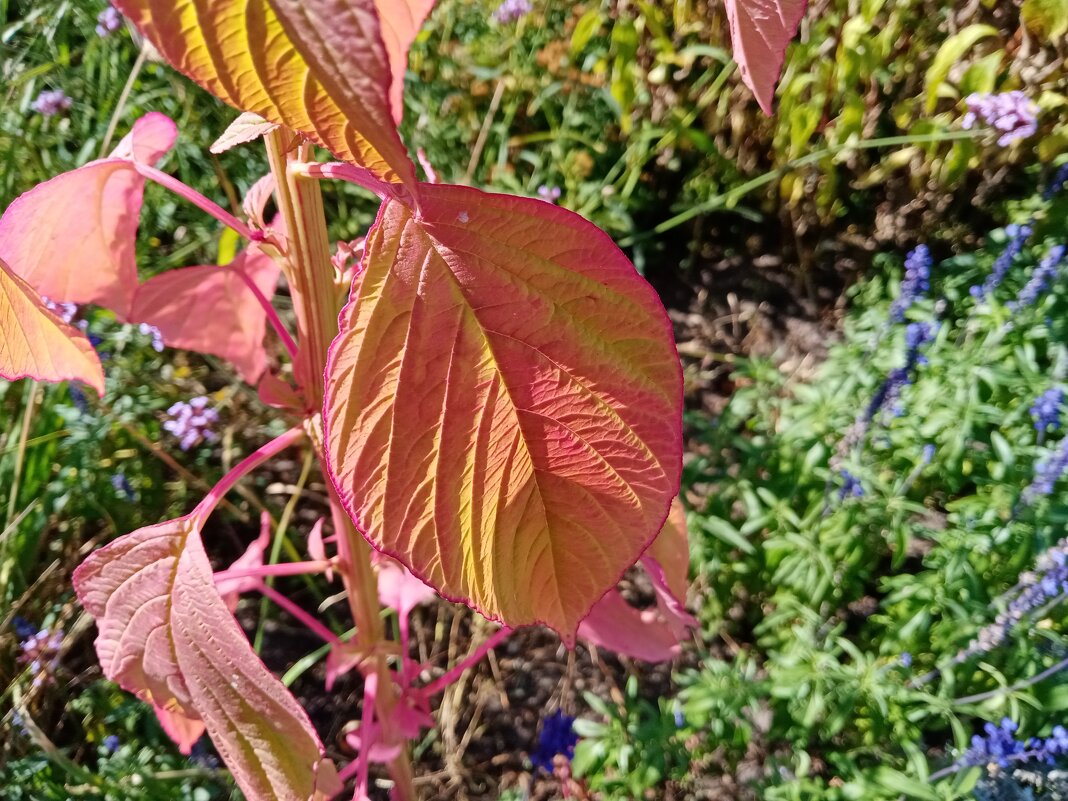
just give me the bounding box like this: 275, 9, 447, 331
132, 163, 260, 242
289, 161, 404, 202
421, 627, 512, 697
233, 264, 298, 359
213, 560, 332, 584
198, 427, 305, 518
255, 583, 340, 645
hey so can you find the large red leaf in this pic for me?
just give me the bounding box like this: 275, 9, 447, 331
0, 257, 104, 394
0, 113, 177, 318
323, 184, 683, 641
73, 512, 342, 801
129, 247, 282, 383
724, 0, 808, 114
113, 0, 416, 187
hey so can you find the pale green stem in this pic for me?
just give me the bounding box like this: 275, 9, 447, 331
264, 128, 417, 800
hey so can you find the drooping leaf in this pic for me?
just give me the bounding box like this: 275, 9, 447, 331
0, 114, 177, 317
216, 512, 273, 613
113, 0, 416, 187
324, 184, 682, 641
0, 257, 104, 394
73, 512, 342, 801
723, 0, 808, 114
644, 498, 689, 602
577, 590, 682, 663
374, 0, 437, 123
129, 246, 282, 383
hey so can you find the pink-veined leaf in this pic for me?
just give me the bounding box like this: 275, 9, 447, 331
0, 257, 104, 394
210, 112, 280, 154
374, 0, 437, 123
129, 246, 282, 383
73, 511, 343, 800
112, 0, 416, 188
643, 498, 690, 602
0, 113, 177, 317
724, 0, 808, 114
323, 184, 683, 642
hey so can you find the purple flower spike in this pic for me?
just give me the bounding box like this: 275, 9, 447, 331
163, 396, 220, 451
530, 710, 579, 772
1031, 387, 1064, 434
95, 6, 123, 38
31, 90, 72, 118
493, 0, 532, 24
962, 91, 1039, 147
889, 245, 932, 323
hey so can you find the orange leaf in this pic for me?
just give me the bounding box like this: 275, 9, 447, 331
324, 184, 683, 641
113, 0, 416, 187
73, 512, 342, 800
374, 0, 437, 123
0, 257, 104, 394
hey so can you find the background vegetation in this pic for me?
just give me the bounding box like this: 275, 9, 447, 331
3, 0, 1068, 799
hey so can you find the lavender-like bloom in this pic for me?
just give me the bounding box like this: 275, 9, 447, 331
68, 385, 89, 415
102, 734, 121, 754
1009, 245, 1066, 311
1031, 388, 1064, 434
971, 224, 1033, 300
1022, 439, 1068, 506
962, 91, 1040, 146
18, 627, 64, 688
537, 185, 562, 203
900, 652, 913, 668
163, 396, 220, 451
41, 296, 77, 324
922, 443, 936, 464
866, 321, 938, 421
31, 89, 72, 117
1045, 162, 1068, 201
95, 6, 122, 37
837, 469, 864, 500
889, 245, 932, 323
138, 322, 165, 352
493, 0, 532, 23
960, 718, 1068, 770
111, 472, 135, 501
530, 710, 579, 772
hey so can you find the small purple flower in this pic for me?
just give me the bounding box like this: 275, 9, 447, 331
962, 91, 1039, 147
111, 472, 135, 501
530, 710, 579, 772
163, 396, 220, 451
958, 718, 1068, 769
18, 627, 64, 688
899, 652, 913, 668
68, 385, 89, 415
1045, 162, 1068, 200
837, 469, 864, 500
102, 734, 121, 754
96, 6, 123, 37
493, 0, 532, 24
537, 185, 562, 203
1009, 244, 1066, 311
31, 89, 72, 117
1022, 438, 1068, 505
138, 322, 165, 352
41, 296, 78, 324
1031, 388, 1064, 435
922, 444, 936, 464
970, 224, 1033, 300
889, 245, 932, 323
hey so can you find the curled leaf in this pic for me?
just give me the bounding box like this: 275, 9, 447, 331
210, 112, 280, 154
0, 257, 104, 394
324, 184, 682, 641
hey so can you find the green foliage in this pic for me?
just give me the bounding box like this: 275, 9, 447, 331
679, 185, 1068, 798
571, 676, 689, 799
